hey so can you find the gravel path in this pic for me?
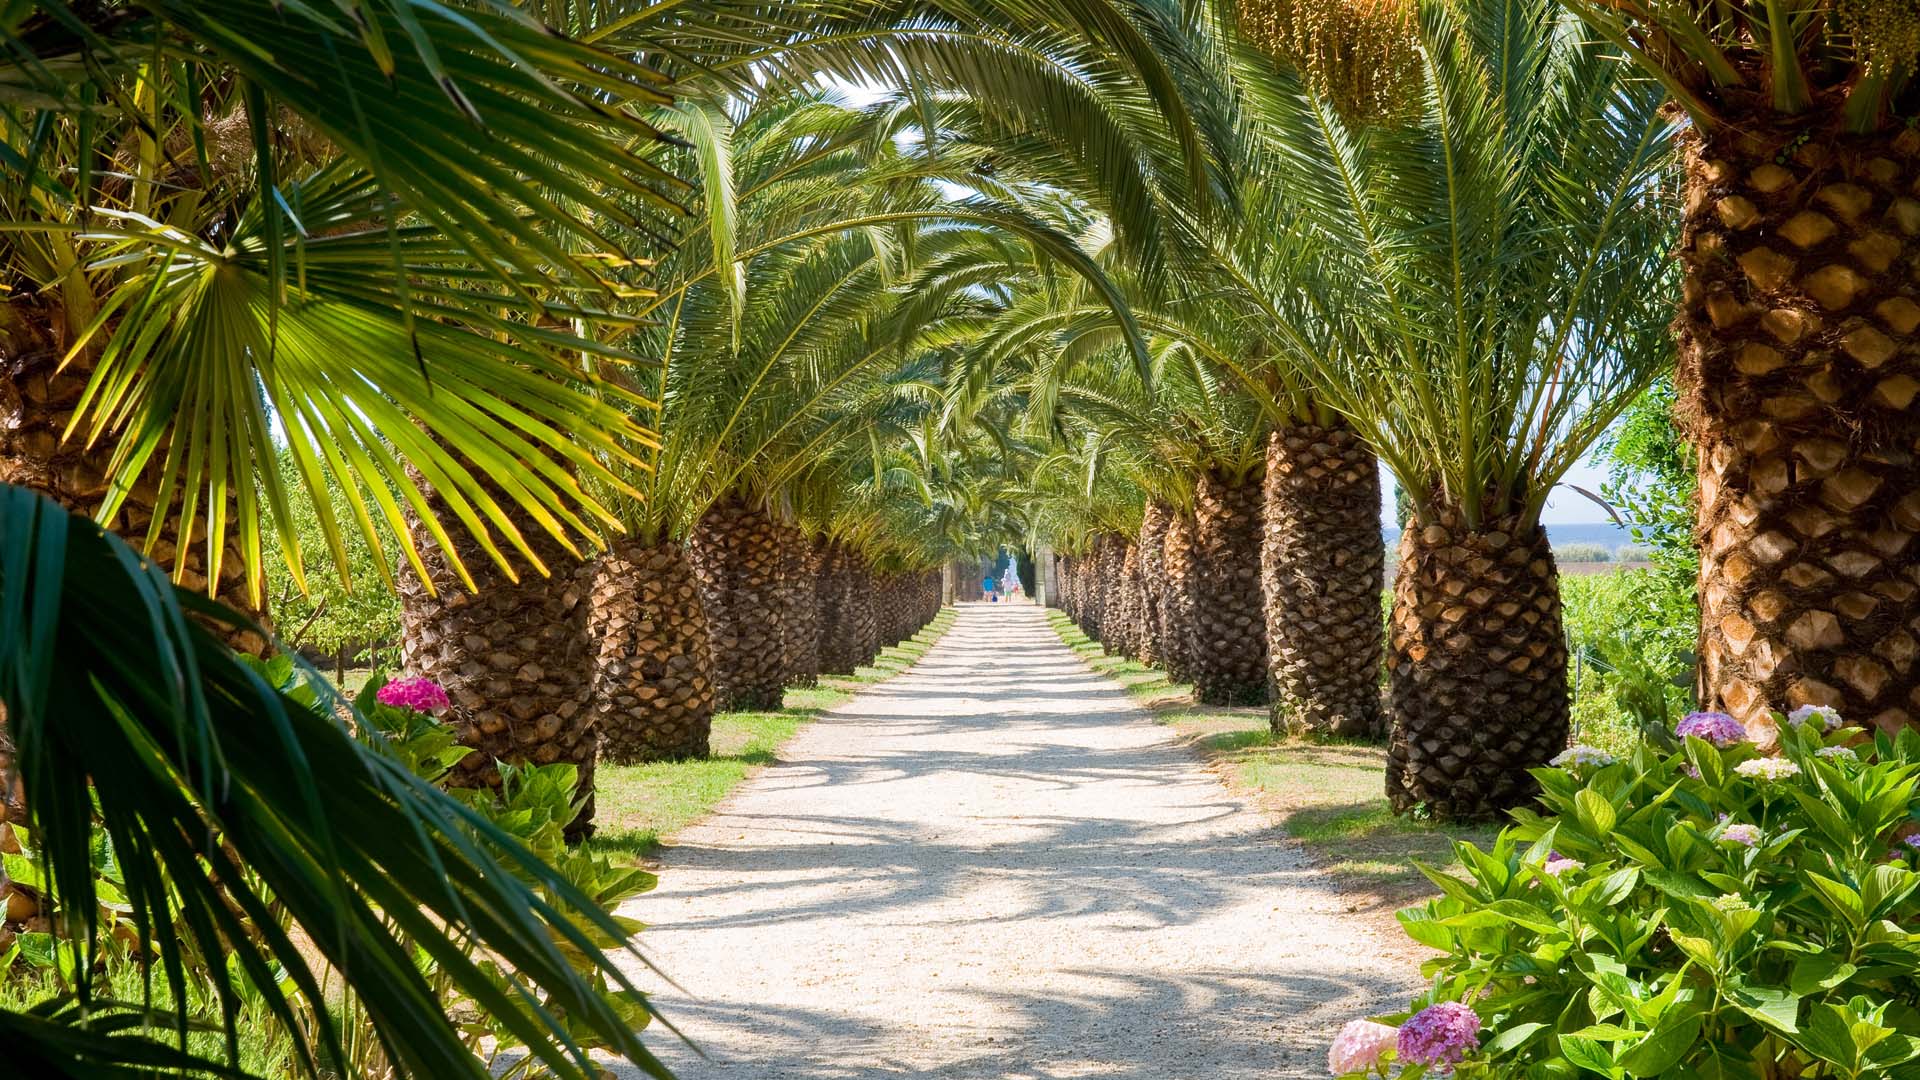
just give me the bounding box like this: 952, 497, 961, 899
618, 601, 1414, 1078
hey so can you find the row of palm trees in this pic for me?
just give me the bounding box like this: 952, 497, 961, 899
1011, 0, 1920, 821
0, 4, 1183, 1072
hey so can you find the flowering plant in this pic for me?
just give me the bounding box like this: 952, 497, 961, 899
1341, 712, 1920, 1078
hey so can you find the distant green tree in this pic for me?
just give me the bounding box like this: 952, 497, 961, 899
268, 451, 402, 681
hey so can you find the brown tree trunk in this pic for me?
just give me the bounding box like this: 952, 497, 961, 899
2, 298, 268, 654
398, 489, 598, 840
1189, 468, 1268, 705
817, 542, 878, 673
1386, 509, 1566, 820
689, 498, 788, 713
1098, 536, 1134, 655
1262, 424, 1386, 738
589, 539, 714, 764
1136, 509, 1169, 669
1680, 123, 1920, 738
1160, 513, 1200, 685
781, 529, 822, 689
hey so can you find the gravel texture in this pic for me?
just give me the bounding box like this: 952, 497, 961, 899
617, 601, 1415, 1078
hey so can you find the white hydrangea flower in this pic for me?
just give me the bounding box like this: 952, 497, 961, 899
1814, 746, 1857, 762
1785, 704, 1843, 732
1549, 745, 1616, 769
1733, 758, 1801, 781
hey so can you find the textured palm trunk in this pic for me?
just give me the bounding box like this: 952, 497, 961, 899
689, 498, 788, 713
1080, 548, 1101, 631
1680, 124, 1920, 738
1136, 507, 1170, 668
1121, 538, 1144, 657
781, 529, 822, 689
816, 542, 872, 674
1097, 536, 1131, 653
398, 491, 598, 840
1160, 513, 1200, 685
589, 539, 714, 764
1189, 469, 1268, 705
2, 299, 268, 654
1262, 425, 1386, 738
1385, 508, 1566, 820
879, 572, 912, 645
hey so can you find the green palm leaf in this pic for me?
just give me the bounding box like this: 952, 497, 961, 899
0, 486, 677, 1079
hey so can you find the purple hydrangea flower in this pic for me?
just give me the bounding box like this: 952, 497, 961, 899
1398, 1002, 1481, 1071
1676, 711, 1747, 748
1904, 834, 1920, 851
1720, 823, 1762, 847
376, 676, 451, 713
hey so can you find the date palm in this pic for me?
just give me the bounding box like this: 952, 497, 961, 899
1222, 0, 1678, 815
1555, 0, 1920, 736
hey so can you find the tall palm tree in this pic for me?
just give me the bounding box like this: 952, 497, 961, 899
1225, 0, 1677, 816
1555, 0, 1920, 736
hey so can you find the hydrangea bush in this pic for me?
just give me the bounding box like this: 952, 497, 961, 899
1335, 709, 1920, 1078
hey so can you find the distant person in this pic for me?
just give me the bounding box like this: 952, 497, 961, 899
1003, 566, 1020, 601
983, 572, 997, 602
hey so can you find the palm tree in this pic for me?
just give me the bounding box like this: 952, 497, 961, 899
1554, 0, 1920, 736
1224, 0, 1677, 815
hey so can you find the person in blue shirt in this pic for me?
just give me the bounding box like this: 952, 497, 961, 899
982, 572, 997, 602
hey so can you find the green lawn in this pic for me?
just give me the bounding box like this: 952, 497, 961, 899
585, 610, 957, 861
1043, 609, 1493, 911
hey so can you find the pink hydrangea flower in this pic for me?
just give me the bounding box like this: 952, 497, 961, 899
1398, 1002, 1481, 1071
1542, 855, 1584, 877
1328, 1019, 1398, 1075
1676, 711, 1747, 747
377, 676, 451, 713
1720, 823, 1762, 847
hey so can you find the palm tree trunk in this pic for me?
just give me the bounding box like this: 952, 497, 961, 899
1160, 512, 1200, 685
818, 542, 878, 674
1097, 536, 1130, 652
398, 487, 598, 840
1189, 468, 1268, 705
2, 298, 268, 654
781, 529, 822, 689
1262, 425, 1386, 738
1113, 540, 1147, 659
1136, 508, 1169, 668
589, 539, 714, 764
1681, 124, 1920, 737
1386, 507, 1566, 820
689, 498, 788, 712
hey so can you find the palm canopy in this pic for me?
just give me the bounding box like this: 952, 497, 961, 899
1549, 0, 1920, 130
1199, 0, 1680, 531
0, 1, 696, 601
602, 90, 1148, 544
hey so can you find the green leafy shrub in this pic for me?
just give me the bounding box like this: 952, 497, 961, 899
1342, 710, 1920, 1078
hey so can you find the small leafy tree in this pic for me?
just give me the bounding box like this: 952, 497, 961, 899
269, 452, 402, 680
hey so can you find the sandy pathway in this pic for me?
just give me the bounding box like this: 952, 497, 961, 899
619, 601, 1414, 1078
